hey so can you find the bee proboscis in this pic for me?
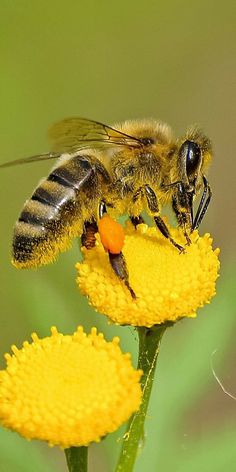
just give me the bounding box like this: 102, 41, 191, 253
0, 117, 212, 297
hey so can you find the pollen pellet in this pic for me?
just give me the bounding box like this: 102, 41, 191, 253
98, 215, 125, 254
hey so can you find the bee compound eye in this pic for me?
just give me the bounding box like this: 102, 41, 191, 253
181, 140, 201, 176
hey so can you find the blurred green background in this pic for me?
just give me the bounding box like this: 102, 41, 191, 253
0, 1, 236, 471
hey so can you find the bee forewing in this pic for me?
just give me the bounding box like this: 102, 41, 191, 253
48, 117, 142, 153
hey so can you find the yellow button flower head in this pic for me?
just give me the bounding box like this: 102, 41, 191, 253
0, 327, 142, 448
77, 223, 220, 327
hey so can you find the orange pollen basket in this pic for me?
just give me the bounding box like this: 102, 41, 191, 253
98, 215, 125, 254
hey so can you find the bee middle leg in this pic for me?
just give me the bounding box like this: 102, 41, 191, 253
81, 219, 98, 249
130, 187, 145, 228
144, 185, 184, 252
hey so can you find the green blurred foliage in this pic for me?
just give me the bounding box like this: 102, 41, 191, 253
0, 0, 235, 471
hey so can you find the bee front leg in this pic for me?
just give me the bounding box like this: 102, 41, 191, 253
144, 185, 184, 252
192, 176, 212, 230
172, 183, 192, 245
172, 198, 191, 245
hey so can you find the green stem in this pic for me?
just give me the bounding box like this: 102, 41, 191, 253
64, 446, 88, 472
115, 324, 167, 472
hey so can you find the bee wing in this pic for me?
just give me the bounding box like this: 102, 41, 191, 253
48, 117, 142, 152
0, 118, 142, 169
0, 152, 61, 168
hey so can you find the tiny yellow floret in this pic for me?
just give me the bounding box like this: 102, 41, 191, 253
0, 327, 142, 448
76, 223, 220, 327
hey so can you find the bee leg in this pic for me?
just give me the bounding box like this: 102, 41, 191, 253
130, 187, 145, 227
172, 195, 191, 245
172, 182, 195, 244
98, 200, 136, 299
192, 176, 212, 230
99, 200, 107, 218
130, 215, 145, 228
132, 187, 143, 203
81, 219, 98, 249
109, 252, 136, 299
144, 184, 184, 252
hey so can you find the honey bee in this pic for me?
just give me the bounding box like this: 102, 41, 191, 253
0, 117, 212, 297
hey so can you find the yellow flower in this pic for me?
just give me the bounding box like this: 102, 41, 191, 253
77, 223, 220, 327
0, 327, 142, 448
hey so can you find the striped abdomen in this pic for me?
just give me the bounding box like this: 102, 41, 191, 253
13, 154, 110, 268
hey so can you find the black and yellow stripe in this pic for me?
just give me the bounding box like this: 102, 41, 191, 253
13, 154, 111, 268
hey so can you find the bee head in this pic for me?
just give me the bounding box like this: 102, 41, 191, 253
178, 127, 212, 191
175, 128, 212, 229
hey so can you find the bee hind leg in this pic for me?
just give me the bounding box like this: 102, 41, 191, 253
109, 252, 136, 299
98, 201, 136, 299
